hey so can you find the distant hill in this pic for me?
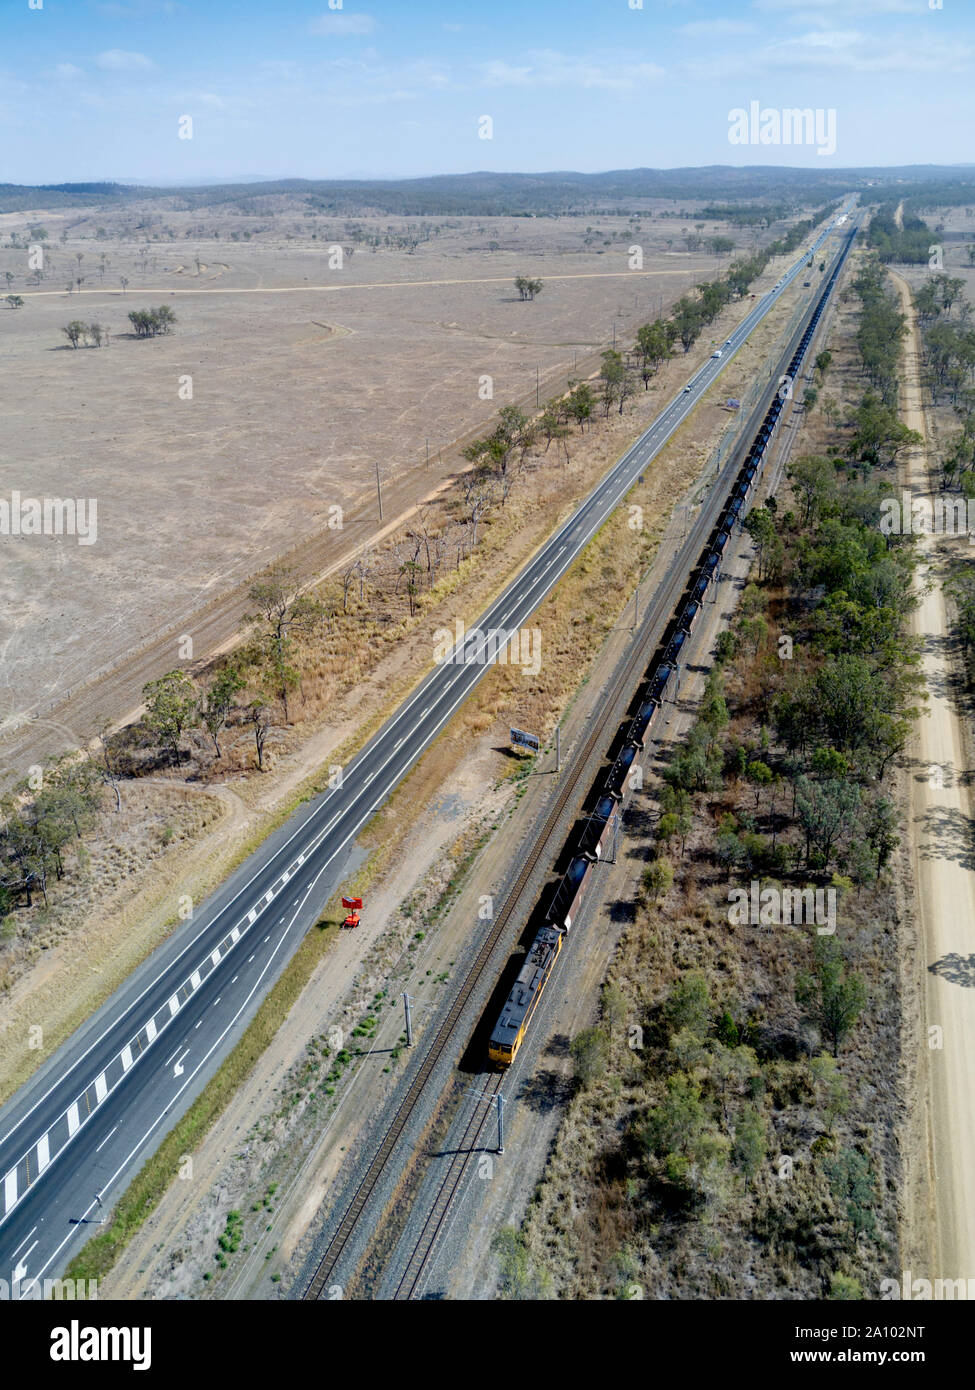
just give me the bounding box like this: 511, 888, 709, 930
3, 166, 975, 217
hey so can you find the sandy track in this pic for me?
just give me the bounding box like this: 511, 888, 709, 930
18, 269, 694, 301
894, 270, 975, 1279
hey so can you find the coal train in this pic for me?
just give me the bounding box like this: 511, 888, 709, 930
487, 225, 858, 1069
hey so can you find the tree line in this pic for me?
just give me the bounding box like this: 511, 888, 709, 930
635, 202, 838, 372
462, 203, 842, 543
140, 565, 326, 771
918, 273, 975, 410
5, 202, 845, 913
867, 206, 934, 265
581, 256, 922, 1279
647, 257, 920, 971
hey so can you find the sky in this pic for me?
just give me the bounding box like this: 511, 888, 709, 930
1, 0, 972, 184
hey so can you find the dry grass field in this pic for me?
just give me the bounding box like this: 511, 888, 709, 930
0, 184, 833, 1287
0, 196, 751, 751
0, 250, 811, 1094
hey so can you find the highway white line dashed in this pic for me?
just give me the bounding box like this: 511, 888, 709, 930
95, 1125, 117, 1154
0, 216, 849, 1258
11, 1226, 36, 1260
15, 1238, 38, 1271
0, 577, 517, 1154
24, 849, 342, 1292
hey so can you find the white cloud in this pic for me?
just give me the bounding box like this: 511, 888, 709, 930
258, 60, 303, 82
753, 0, 927, 14
679, 19, 759, 37
50, 63, 84, 80
407, 59, 451, 90
771, 28, 973, 70
236, 52, 441, 110
794, 28, 864, 49
95, 1, 183, 14
96, 49, 154, 71
685, 26, 973, 78
480, 60, 533, 86
479, 50, 664, 92
309, 13, 377, 36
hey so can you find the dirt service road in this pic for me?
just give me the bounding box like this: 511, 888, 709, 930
17, 268, 695, 301
895, 270, 975, 1280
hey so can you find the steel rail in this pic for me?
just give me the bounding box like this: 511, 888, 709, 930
302, 226, 856, 1301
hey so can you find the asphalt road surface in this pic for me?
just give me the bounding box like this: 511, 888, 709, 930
0, 202, 853, 1295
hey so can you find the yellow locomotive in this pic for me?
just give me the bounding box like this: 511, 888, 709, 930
488, 926, 562, 1067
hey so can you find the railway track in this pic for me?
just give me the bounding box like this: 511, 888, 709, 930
302, 482, 721, 1299
302, 227, 856, 1302
301, 553, 684, 1299
391, 1070, 504, 1301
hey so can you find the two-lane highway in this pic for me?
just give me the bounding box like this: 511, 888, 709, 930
0, 200, 853, 1294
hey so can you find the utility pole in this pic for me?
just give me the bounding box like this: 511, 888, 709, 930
403, 992, 414, 1047
633, 584, 640, 632
555, 725, 561, 775
375, 460, 383, 522
426, 437, 430, 465
470, 1088, 505, 1155
613, 319, 617, 349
